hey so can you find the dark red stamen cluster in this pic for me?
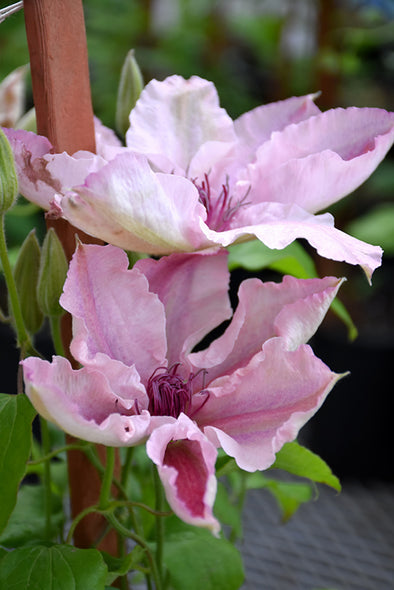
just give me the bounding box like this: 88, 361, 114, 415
146, 364, 209, 419
194, 173, 249, 231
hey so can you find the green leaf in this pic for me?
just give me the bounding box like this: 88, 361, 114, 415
228, 240, 317, 278
101, 546, 145, 585
244, 471, 313, 521
163, 526, 244, 590
228, 240, 358, 340
0, 393, 36, 535
214, 481, 243, 540
330, 298, 358, 341
0, 484, 64, 548
272, 442, 341, 492
346, 203, 394, 256
0, 545, 108, 590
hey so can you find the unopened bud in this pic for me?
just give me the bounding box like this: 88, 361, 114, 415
37, 228, 68, 317
115, 49, 144, 137
13, 229, 43, 334
0, 128, 18, 214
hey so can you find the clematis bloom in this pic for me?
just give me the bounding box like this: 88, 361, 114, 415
5, 75, 394, 278
23, 244, 343, 531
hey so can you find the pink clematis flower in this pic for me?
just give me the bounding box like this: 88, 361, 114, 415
5, 76, 394, 278
23, 243, 343, 532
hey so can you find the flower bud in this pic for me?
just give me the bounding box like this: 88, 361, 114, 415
0, 128, 18, 214
13, 229, 43, 334
115, 49, 144, 137
37, 228, 68, 317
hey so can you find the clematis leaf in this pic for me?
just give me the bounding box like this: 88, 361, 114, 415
0, 393, 36, 536
0, 483, 64, 548
228, 240, 358, 340
346, 202, 394, 257
244, 471, 313, 521
100, 547, 145, 585
214, 481, 243, 540
0, 545, 108, 590
272, 441, 341, 492
162, 526, 244, 590
228, 240, 317, 278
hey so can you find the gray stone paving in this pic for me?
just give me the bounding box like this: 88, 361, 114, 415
240, 481, 394, 590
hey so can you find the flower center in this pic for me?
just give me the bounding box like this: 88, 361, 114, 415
146, 364, 208, 419
193, 173, 249, 231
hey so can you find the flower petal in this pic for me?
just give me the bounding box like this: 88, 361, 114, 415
201, 202, 382, 280
3, 128, 107, 209
61, 152, 206, 254
126, 75, 236, 175
189, 274, 342, 382
197, 338, 341, 471
22, 356, 153, 446
136, 250, 232, 366
146, 413, 219, 534
60, 243, 167, 382
247, 107, 394, 212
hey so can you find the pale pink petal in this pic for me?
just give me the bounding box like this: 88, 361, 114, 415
126, 75, 236, 174
234, 93, 321, 165
60, 152, 206, 254
189, 275, 342, 382
247, 107, 394, 212
135, 250, 232, 366
146, 413, 220, 534
196, 339, 342, 471
3, 128, 107, 209
22, 356, 153, 446
60, 243, 167, 382
200, 202, 382, 280
94, 116, 122, 159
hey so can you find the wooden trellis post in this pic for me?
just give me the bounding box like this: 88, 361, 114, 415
23, 0, 118, 553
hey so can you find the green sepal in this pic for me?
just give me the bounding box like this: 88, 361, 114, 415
12, 229, 43, 334
115, 49, 144, 137
37, 228, 68, 317
0, 129, 18, 214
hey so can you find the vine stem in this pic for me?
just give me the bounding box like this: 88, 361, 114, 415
153, 466, 165, 584
98, 446, 116, 510
0, 215, 31, 353
39, 416, 52, 540
49, 315, 66, 357
106, 512, 162, 590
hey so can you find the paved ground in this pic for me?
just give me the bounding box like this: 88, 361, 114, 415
240, 480, 394, 590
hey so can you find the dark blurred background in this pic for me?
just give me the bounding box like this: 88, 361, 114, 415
0, 0, 393, 481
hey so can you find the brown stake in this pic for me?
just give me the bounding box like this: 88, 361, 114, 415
23, 0, 119, 554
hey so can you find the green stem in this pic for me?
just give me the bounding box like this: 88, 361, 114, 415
106, 512, 162, 590
27, 442, 92, 465
49, 315, 66, 357
98, 446, 116, 510
66, 505, 100, 545
40, 416, 52, 540
121, 446, 134, 487
0, 215, 32, 352
153, 466, 164, 584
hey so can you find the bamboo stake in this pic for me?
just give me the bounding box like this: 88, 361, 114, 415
23, 0, 119, 553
